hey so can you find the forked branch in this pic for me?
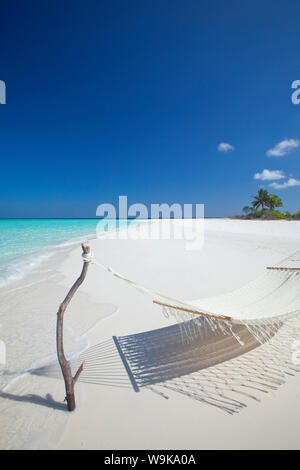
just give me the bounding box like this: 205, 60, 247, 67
56, 243, 91, 411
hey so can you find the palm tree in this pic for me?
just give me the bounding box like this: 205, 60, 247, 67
242, 205, 253, 215
267, 194, 283, 212
251, 189, 270, 212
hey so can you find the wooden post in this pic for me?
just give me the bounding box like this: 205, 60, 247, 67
56, 242, 91, 411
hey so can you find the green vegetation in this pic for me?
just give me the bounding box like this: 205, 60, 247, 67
241, 190, 300, 220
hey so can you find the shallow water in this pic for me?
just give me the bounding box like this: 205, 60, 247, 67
0, 219, 131, 286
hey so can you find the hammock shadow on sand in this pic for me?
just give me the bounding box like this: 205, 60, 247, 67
31, 316, 300, 415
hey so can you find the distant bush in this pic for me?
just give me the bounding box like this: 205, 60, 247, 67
292, 211, 300, 220
270, 211, 287, 219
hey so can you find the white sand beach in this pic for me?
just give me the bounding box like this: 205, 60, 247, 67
1, 219, 300, 450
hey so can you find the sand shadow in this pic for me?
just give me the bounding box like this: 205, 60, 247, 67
31, 318, 261, 385
30, 316, 298, 414
0, 391, 67, 411
114, 317, 262, 387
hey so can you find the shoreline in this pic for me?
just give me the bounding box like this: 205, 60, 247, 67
0, 218, 145, 290
0, 231, 98, 290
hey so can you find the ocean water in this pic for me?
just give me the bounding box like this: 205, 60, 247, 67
0, 218, 130, 287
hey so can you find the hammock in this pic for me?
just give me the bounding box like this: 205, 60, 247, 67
91, 249, 300, 347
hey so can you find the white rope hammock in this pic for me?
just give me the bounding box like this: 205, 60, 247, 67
82, 248, 300, 350
86, 248, 298, 311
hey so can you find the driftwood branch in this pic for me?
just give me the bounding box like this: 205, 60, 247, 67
73, 361, 85, 385
56, 243, 90, 411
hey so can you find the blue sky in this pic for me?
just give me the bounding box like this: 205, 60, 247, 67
0, 0, 300, 217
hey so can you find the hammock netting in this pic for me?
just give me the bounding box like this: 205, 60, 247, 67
94, 249, 300, 347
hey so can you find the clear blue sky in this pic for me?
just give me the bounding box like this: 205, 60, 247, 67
0, 0, 300, 217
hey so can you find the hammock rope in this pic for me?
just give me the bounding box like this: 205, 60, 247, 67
89, 251, 299, 314
82, 249, 300, 352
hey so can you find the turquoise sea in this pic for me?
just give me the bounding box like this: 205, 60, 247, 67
0, 219, 130, 286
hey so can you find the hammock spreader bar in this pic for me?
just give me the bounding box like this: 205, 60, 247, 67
266, 267, 300, 271
153, 300, 234, 323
